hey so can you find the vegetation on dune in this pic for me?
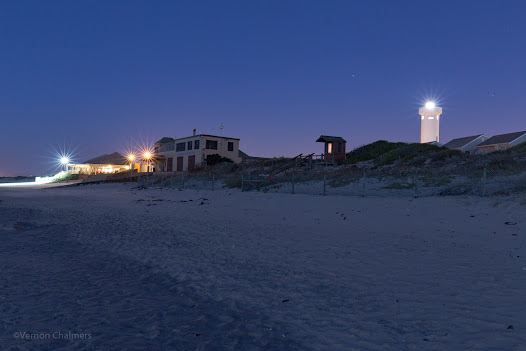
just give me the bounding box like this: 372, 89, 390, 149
344, 140, 459, 166
374, 143, 449, 166
206, 154, 234, 166
344, 140, 407, 164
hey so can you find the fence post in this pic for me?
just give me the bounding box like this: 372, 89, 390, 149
170, 175, 174, 187
414, 175, 419, 198
161, 175, 164, 188
182, 176, 185, 189
482, 167, 487, 197
362, 172, 366, 197
323, 173, 326, 196
212, 174, 215, 191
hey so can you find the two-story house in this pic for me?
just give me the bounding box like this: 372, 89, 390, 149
154, 132, 242, 172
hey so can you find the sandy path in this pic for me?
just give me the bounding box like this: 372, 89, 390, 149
1, 184, 525, 350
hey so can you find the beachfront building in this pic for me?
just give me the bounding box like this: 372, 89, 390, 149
443, 134, 488, 154
476, 131, 526, 153
68, 152, 131, 175
316, 135, 347, 162
154, 132, 242, 172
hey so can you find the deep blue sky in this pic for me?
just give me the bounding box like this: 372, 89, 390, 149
1, 1, 525, 176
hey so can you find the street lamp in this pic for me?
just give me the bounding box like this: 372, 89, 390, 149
127, 154, 135, 171
60, 156, 70, 172
143, 151, 153, 180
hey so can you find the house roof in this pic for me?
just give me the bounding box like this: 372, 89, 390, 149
83, 152, 127, 165
155, 137, 175, 145
443, 135, 484, 149
477, 131, 526, 147
157, 134, 240, 143
316, 135, 346, 143
182, 134, 240, 141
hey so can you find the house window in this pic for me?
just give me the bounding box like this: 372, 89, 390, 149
327, 143, 333, 154
176, 143, 186, 152
160, 144, 175, 152
228, 142, 234, 151
206, 140, 218, 150
194, 140, 200, 149
337, 142, 342, 153
188, 141, 193, 150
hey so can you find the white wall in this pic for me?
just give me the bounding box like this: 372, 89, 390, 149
460, 135, 488, 153
509, 133, 526, 147
157, 135, 241, 172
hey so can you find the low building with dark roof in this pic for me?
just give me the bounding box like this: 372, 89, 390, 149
68, 152, 131, 175
443, 134, 488, 154
476, 131, 526, 153
316, 135, 347, 162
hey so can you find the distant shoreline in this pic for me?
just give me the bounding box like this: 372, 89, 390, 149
0, 176, 36, 184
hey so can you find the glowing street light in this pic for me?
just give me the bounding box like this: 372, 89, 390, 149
128, 154, 135, 161
59, 156, 70, 172
143, 151, 153, 176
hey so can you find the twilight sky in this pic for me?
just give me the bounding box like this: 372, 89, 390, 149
1, 1, 526, 176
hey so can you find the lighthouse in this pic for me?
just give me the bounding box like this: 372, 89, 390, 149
419, 101, 442, 143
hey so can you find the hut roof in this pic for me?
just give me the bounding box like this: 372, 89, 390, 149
316, 135, 346, 143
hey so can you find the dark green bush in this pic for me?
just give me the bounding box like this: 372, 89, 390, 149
206, 154, 234, 166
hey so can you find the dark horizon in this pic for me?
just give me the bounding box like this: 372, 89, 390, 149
2, 1, 526, 176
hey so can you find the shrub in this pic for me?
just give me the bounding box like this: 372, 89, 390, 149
376, 143, 446, 166
345, 140, 407, 164
206, 154, 233, 166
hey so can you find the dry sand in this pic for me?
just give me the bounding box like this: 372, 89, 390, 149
0, 183, 525, 350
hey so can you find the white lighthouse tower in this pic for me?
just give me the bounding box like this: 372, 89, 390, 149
419, 101, 442, 143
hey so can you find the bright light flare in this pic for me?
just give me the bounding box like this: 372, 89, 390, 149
48, 144, 77, 173
128, 154, 135, 161
134, 139, 155, 162
425, 101, 436, 109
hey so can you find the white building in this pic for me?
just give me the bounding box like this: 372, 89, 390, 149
154, 133, 242, 172
419, 101, 443, 143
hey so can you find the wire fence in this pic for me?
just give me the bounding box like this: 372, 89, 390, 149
136, 173, 217, 191
104, 165, 526, 198
239, 167, 526, 198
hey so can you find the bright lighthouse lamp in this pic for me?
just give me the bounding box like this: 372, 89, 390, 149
425, 101, 436, 109
60, 156, 70, 165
